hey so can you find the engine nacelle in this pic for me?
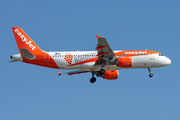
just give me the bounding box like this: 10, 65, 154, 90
116, 58, 132, 68
103, 70, 119, 80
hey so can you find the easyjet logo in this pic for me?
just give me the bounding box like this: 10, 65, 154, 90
125, 51, 147, 55
14, 29, 36, 51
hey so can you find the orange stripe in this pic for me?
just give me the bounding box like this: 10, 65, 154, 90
67, 57, 98, 67
97, 52, 109, 56
115, 50, 161, 57
96, 46, 107, 50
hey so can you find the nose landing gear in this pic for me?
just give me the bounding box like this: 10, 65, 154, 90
148, 67, 153, 77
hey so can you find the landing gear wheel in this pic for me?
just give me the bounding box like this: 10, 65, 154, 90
148, 67, 153, 78
90, 77, 96, 83
149, 73, 153, 78
99, 69, 105, 75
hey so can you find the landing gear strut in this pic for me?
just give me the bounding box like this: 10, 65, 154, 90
148, 67, 153, 78
90, 72, 96, 83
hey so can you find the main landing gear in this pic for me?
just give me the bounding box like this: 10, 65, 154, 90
90, 77, 96, 83
99, 69, 105, 75
90, 72, 96, 83
148, 67, 153, 78
90, 69, 105, 83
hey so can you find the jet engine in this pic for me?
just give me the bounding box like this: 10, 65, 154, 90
97, 70, 119, 80
115, 58, 132, 68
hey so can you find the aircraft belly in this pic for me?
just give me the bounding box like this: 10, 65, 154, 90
81, 62, 101, 71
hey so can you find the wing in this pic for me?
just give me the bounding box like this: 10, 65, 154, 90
95, 35, 116, 65
95, 35, 115, 59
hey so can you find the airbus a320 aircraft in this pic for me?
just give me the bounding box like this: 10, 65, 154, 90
10, 27, 171, 83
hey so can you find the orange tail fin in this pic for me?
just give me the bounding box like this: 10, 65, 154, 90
12, 27, 43, 54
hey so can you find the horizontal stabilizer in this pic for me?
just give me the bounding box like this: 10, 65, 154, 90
58, 70, 89, 76
21, 48, 35, 59
9, 60, 19, 62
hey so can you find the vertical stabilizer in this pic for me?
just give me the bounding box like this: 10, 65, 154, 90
12, 27, 43, 54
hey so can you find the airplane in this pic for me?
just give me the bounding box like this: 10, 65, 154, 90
10, 27, 171, 83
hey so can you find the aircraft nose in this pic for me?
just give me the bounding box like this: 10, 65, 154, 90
167, 58, 171, 65
164, 57, 171, 65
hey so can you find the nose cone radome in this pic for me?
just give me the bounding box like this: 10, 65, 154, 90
167, 58, 171, 65
164, 57, 171, 66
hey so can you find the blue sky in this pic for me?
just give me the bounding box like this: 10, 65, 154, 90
0, 0, 180, 120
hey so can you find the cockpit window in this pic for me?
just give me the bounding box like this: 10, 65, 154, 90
159, 54, 163, 56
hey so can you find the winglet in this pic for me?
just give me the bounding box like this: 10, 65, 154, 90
95, 34, 100, 39
57, 72, 62, 76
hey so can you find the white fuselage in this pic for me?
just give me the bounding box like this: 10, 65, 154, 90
45, 50, 171, 71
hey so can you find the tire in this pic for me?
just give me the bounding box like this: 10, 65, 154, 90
149, 73, 153, 78
90, 77, 96, 83
99, 69, 105, 75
